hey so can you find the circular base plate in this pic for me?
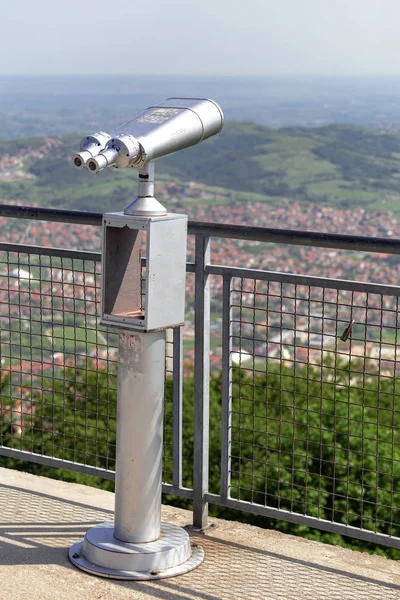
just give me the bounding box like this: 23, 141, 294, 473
124, 196, 167, 216
69, 521, 204, 581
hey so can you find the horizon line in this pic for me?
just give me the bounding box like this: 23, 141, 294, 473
2, 73, 400, 79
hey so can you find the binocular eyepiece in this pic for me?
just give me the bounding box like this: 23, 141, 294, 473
72, 98, 224, 173
86, 134, 142, 173
72, 131, 111, 169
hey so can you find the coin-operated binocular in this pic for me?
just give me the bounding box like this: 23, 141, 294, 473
74, 97, 223, 331
69, 99, 223, 581
73, 97, 223, 216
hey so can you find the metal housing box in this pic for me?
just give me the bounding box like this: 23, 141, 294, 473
100, 211, 187, 332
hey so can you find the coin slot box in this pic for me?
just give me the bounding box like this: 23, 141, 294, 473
101, 212, 187, 332
103, 225, 143, 320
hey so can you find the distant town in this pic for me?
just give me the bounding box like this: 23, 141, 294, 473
0, 138, 62, 182
1, 131, 400, 430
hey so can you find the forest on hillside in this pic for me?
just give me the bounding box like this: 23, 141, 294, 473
2, 123, 400, 215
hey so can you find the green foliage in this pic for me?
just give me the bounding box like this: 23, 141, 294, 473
1, 360, 400, 558
157, 123, 400, 211
3, 122, 400, 214
214, 363, 400, 559
0, 137, 45, 158
0, 363, 117, 491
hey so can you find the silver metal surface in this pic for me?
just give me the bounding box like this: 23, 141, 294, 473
220, 276, 232, 500
193, 234, 211, 529
74, 99, 223, 217
172, 327, 183, 489
87, 135, 141, 174
72, 132, 111, 169
124, 163, 167, 216
69, 521, 204, 580
72, 97, 224, 218
114, 331, 165, 543
145, 217, 187, 331
208, 263, 400, 296
109, 98, 223, 168
123, 196, 167, 217
101, 212, 187, 332
0, 241, 101, 261
137, 163, 155, 199
81, 98, 223, 172
87, 148, 118, 173
4, 203, 400, 256
74, 98, 223, 178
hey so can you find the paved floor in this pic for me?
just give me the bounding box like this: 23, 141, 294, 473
0, 467, 400, 599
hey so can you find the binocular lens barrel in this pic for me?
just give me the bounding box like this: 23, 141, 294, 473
87, 147, 119, 174
72, 150, 94, 170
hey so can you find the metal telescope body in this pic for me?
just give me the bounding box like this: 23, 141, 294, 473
72, 98, 223, 215
72, 131, 111, 170
69, 98, 223, 581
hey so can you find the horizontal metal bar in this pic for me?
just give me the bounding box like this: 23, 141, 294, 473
0, 239, 395, 297
2, 204, 400, 254
208, 264, 400, 296
0, 447, 193, 499
161, 483, 194, 500
0, 447, 115, 480
205, 493, 400, 549
0, 242, 101, 262
0, 204, 103, 226
189, 221, 400, 254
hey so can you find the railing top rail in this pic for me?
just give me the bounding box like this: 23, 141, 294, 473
189, 221, 400, 254
0, 241, 101, 261
0, 204, 104, 226
1, 203, 400, 255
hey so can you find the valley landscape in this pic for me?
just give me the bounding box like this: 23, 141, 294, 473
2, 76, 400, 557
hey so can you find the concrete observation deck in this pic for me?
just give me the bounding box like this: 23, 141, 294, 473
0, 467, 399, 599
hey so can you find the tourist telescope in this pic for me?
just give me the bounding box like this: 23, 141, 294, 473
73, 98, 223, 171
72, 97, 223, 215
69, 98, 223, 580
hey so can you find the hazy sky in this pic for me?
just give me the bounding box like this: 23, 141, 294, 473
1, 0, 400, 76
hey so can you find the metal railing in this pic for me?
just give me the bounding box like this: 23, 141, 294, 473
1, 204, 400, 551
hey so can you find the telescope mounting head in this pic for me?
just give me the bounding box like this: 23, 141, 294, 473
72, 98, 224, 216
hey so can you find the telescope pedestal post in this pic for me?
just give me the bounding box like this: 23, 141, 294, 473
124, 162, 167, 216
69, 330, 204, 580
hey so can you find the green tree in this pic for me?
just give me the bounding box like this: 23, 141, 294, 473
1, 359, 400, 558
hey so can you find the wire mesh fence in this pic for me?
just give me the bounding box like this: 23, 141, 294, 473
2, 225, 400, 549
224, 272, 400, 542
0, 247, 118, 471
0, 245, 176, 484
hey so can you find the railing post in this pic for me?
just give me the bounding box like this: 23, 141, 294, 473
193, 233, 211, 529
172, 326, 183, 489
220, 275, 232, 501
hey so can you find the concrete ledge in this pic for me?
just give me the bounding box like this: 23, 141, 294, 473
0, 467, 399, 599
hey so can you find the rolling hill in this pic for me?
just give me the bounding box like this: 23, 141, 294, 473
1, 122, 400, 214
